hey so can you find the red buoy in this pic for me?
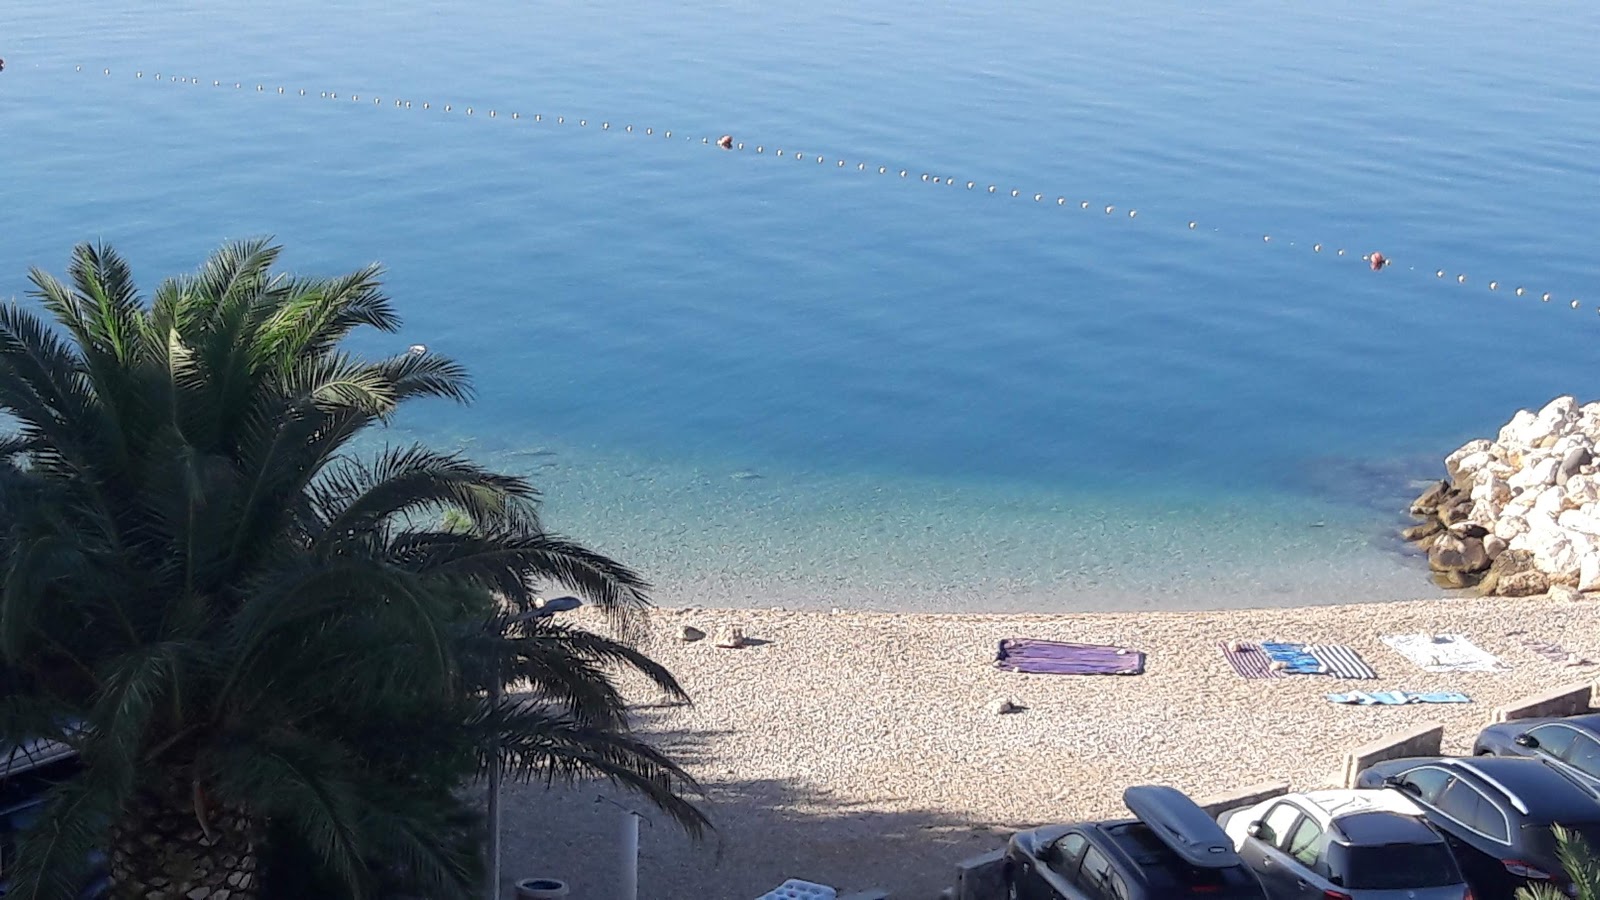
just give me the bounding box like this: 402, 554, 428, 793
716, 134, 733, 150
1370, 252, 1388, 271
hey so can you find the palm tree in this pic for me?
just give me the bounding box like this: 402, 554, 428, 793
0, 240, 706, 900
1516, 825, 1600, 900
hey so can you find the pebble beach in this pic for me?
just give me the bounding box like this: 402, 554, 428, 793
499, 594, 1600, 900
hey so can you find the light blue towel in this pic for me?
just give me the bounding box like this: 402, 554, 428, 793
1326, 690, 1470, 705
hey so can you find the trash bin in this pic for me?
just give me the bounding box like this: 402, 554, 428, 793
514, 878, 570, 899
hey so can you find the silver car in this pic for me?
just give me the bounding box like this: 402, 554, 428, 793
1219, 789, 1471, 900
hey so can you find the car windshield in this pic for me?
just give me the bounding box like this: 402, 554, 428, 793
1335, 842, 1461, 889
1522, 823, 1600, 865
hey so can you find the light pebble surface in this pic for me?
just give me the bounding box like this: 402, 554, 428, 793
498, 595, 1600, 900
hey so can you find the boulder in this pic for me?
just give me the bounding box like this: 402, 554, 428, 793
1567, 474, 1600, 508
1402, 519, 1444, 542
1470, 475, 1511, 506
1533, 487, 1565, 518
1533, 396, 1580, 441
1582, 554, 1600, 592
1446, 441, 1494, 481
1439, 497, 1474, 526
1498, 569, 1551, 596
1449, 451, 1494, 484
1509, 455, 1562, 491
713, 626, 748, 649
1558, 509, 1600, 537
1550, 584, 1584, 602
1484, 534, 1508, 560
1449, 522, 1489, 539
1429, 533, 1491, 574
1410, 480, 1453, 516
1499, 410, 1541, 448
1493, 515, 1530, 542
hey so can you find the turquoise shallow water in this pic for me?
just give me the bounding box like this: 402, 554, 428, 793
2, 2, 1598, 610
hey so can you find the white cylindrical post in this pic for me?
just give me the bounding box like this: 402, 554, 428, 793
620, 811, 640, 900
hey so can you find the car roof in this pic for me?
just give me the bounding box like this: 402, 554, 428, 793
1333, 810, 1441, 845
1524, 715, 1600, 735
1293, 789, 1427, 823
1401, 757, 1600, 821
0, 738, 77, 780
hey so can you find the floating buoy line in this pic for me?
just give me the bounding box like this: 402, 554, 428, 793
68, 64, 1594, 315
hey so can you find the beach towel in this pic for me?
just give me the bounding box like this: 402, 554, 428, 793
1381, 633, 1507, 673
1219, 642, 1280, 679
1326, 690, 1471, 705
1506, 631, 1595, 666
1262, 641, 1324, 674
995, 639, 1146, 675
1307, 644, 1379, 680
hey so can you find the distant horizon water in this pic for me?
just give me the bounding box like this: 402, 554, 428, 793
3, 1, 1597, 612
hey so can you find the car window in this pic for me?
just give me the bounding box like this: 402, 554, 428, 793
1259, 803, 1303, 847
1437, 781, 1510, 842
1563, 735, 1600, 778
1078, 846, 1118, 900
1528, 724, 1581, 759
1286, 817, 1325, 869
1107, 872, 1131, 900
1400, 767, 1456, 804
1047, 833, 1089, 876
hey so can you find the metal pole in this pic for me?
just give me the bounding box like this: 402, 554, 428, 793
621, 811, 640, 900
486, 680, 502, 900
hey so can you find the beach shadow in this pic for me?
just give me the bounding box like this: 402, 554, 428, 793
492, 716, 1024, 899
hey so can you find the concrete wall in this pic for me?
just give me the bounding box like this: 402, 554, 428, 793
1195, 782, 1291, 817
1340, 722, 1444, 788
953, 848, 1006, 900
1491, 682, 1594, 723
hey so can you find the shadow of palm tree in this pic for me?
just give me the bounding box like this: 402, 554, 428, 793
494, 708, 1026, 899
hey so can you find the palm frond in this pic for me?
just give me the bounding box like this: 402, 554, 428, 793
205, 733, 371, 897
473, 700, 710, 837
5, 764, 128, 900
310, 446, 537, 553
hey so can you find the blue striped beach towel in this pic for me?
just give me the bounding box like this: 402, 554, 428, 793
1307, 644, 1378, 680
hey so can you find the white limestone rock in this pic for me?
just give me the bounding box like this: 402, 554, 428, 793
1559, 509, 1600, 537
1581, 554, 1600, 592
1499, 409, 1540, 448
1493, 516, 1530, 542
1509, 455, 1562, 491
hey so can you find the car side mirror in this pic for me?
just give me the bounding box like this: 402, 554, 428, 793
1515, 733, 1539, 749
1246, 822, 1263, 838
1036, 842, 1056, 863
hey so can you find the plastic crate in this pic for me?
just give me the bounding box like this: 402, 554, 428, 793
755, 879, 837, 900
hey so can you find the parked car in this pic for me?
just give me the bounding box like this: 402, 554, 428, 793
1356, 756, 1600, 900
1474, 713, 1600, 788
1217, 788, 1469, 899
1004, 785, 1268, 900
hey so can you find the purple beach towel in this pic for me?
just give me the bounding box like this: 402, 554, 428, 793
995, 639, 1146, 675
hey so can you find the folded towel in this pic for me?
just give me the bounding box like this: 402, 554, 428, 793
1307, 644, 1378, 680
1326, 690, 1471, 705
1262, 641, 1325, 675
995, 639, 1146, 675
1219, 641, 1280, 679
1381, 633, 1507, 673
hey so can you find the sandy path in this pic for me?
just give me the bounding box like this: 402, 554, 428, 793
497, 595, 1600, 899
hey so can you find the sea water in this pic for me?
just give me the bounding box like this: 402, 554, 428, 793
2, 1, 1597, 611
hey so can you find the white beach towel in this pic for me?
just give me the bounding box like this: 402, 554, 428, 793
1381, 633, 1507, 672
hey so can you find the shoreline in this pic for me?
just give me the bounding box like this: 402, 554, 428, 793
500, 594, 1600, 899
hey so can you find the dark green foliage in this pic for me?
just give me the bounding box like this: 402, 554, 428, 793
0, 241, 705, 900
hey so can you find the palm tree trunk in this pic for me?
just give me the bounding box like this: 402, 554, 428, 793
109, 781, 259, 900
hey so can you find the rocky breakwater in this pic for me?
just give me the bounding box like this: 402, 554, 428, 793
1405, 396, 1600, 596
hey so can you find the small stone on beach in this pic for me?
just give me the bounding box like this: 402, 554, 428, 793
679, 625, 705, 642
987, 697, 1024, 715
714, 625, 748, 648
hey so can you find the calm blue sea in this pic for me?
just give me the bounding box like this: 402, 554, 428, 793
3, 2, 1598, 611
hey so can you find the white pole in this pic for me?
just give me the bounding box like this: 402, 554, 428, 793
486, 681, 502, 900
620, 811, 640, 900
